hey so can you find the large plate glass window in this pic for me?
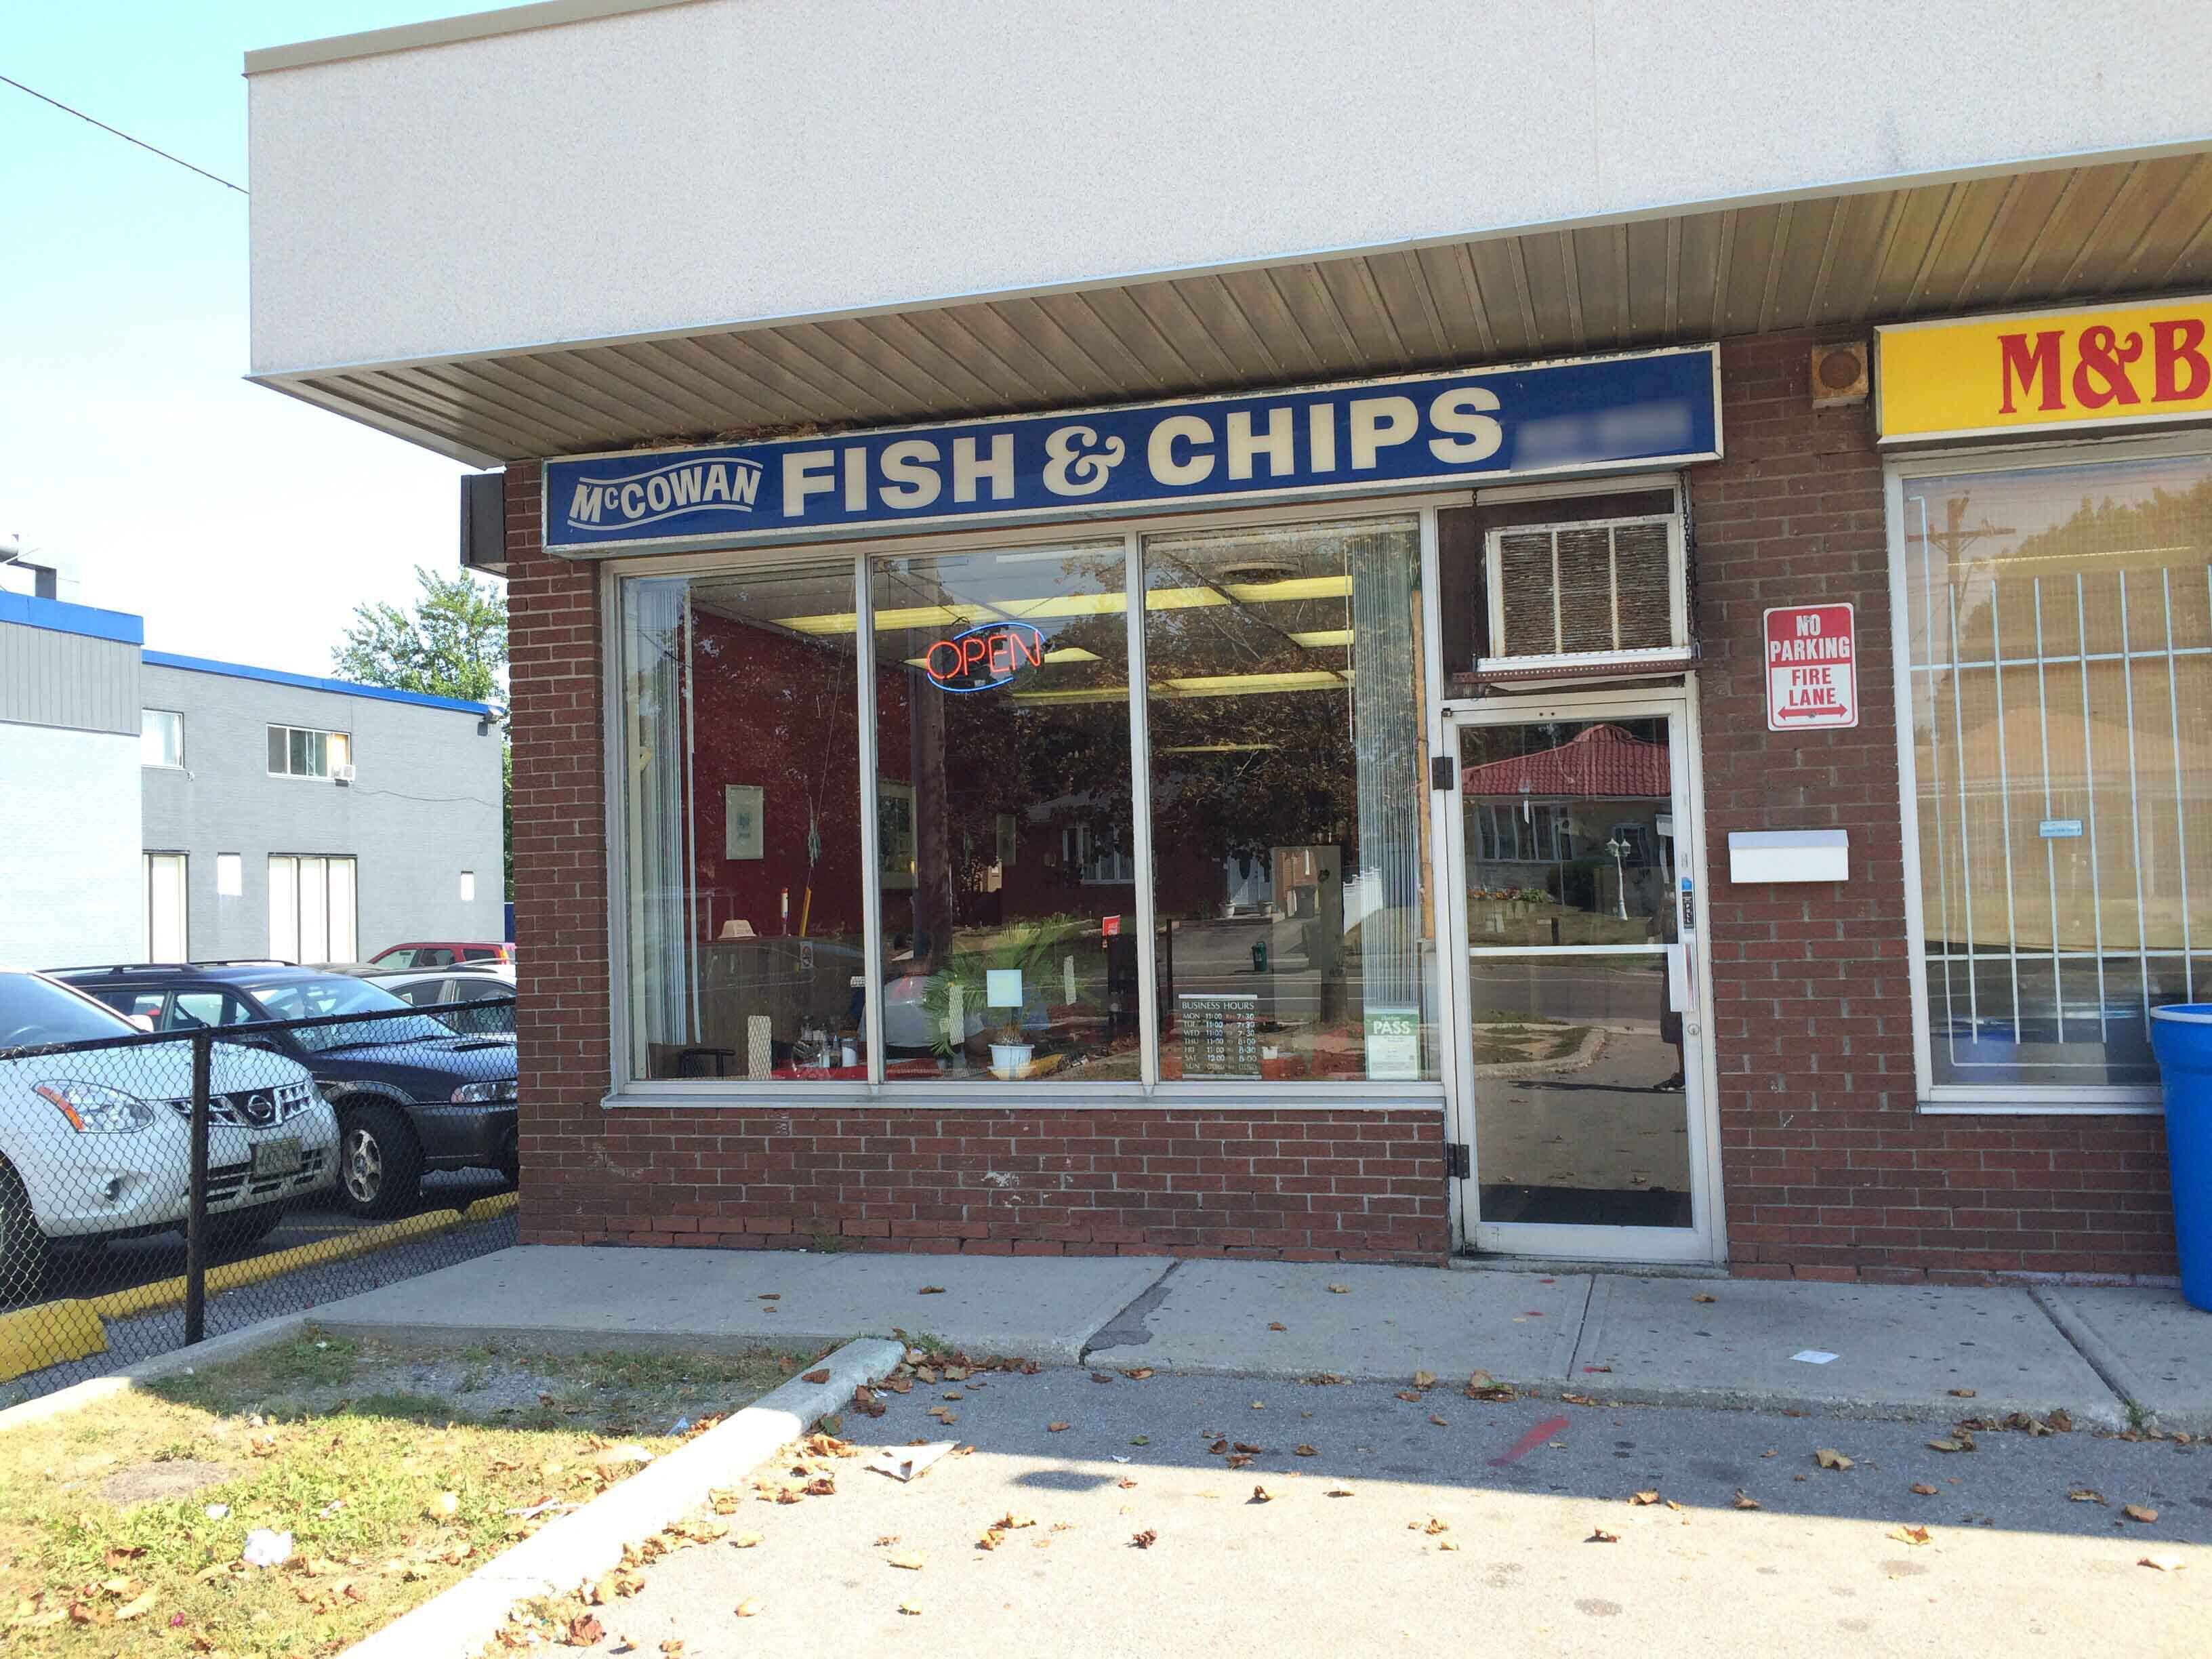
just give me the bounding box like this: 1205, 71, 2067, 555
617, 565, 865, 1081
1141, 516, 1435, 1082
1901, 449, 2212, 1097
869, 542, 1139, 1082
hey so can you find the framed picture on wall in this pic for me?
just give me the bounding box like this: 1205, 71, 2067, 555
725, 785, 765, 860
880, 781, 916, 890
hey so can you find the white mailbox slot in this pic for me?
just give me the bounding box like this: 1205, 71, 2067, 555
1729, 829, 1849, 883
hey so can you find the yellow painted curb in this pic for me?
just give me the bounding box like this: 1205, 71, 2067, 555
463, 1189, 519, 1223
84, 1208, 468, 1324
5, 1193, 519, 1385
0, 1300, 108, 1385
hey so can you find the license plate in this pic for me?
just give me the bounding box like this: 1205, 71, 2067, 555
251, 1138, 304, 1179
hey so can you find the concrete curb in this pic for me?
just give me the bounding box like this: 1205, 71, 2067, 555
0, 1309, 311, 1435
1050, 1356, 2133, 1428
2025, 1284, 2179, 1429
341, 1336, 906, 1659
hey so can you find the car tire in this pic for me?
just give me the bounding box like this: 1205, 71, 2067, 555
209, 1203, 285, 1252
0, 1158, 52, 1305
334, 1103, 423, 1220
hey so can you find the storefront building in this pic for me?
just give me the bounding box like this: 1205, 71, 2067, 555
244, 0, 2212, 1279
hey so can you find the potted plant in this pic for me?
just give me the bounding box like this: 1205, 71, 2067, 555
916, 915, 1076, 1078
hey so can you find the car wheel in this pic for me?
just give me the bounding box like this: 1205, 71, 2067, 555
335, 1103, 424, 1220
209, 1203, 285, 1252
0, 1158, 52, 1305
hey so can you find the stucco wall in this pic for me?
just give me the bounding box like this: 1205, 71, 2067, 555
245, 0, 2212, 374
0, 722, 141, 969
140, 663, 506, 962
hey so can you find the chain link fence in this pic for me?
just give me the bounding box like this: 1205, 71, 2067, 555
0, 998, 520, 1406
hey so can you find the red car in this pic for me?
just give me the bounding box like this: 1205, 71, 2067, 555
368, 941, 514, 968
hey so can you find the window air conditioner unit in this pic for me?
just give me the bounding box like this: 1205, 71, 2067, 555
332, 764, 357, 783
1479, 515, 1691, 683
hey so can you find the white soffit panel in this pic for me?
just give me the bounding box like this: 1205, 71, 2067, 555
255, 149, 2212, 466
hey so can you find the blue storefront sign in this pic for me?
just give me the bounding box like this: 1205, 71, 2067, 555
543, 344, 1720, 552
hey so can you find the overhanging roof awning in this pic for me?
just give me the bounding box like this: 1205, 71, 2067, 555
260, 150, 2212, 468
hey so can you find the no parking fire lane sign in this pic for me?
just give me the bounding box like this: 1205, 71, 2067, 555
1764, 602, 1858, 731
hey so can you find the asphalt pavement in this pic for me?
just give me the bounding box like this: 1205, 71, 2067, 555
596, 1367, 2212, 1658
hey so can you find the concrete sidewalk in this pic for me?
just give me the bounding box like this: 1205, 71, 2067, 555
306, 1246, 2212, 1431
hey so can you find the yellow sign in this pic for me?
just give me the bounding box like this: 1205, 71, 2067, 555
1877, 294, 2212, 443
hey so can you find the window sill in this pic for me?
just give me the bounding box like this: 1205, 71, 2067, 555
1918, 1099, 2162, 1118
600, 1081, 1446, 1112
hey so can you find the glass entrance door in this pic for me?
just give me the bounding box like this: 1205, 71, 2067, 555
1448, 699, 1714, 1260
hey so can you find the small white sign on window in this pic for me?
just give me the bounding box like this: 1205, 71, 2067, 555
985, 968, 1023, 1008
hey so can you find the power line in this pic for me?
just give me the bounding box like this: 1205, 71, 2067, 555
1, 71, 246, 195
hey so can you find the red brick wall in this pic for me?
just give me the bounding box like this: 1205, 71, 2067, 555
505, 464, 1448, 1261
511, 329, 2180, 1280
1692, 331, 2175, 1283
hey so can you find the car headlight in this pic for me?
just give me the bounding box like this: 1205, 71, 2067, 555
33, 1080, 158, 1134
450, 1080, 518, 1105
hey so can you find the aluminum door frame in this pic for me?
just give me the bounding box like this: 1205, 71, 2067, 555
1441, 683, 1725, 1263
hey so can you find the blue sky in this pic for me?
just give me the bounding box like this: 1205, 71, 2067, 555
3, 3, 491, 673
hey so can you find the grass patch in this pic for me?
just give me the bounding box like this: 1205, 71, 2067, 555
0, 1332, 825, 1658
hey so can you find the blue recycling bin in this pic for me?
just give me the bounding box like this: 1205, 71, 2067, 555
2147, 1006, 2212, 1311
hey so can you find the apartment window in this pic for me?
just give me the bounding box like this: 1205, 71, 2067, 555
269, 855, 358, 963
216, 853, 243, 897
142, 709, 183, 768
144, 853, 187, 962
460, 870, 477, 902
1898, 444, 2212, 1104
267, 724, 352, 779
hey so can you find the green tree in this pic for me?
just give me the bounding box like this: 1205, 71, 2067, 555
333, 567, 512, 898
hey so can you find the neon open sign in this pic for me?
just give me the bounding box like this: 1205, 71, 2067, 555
922, 621, 1045, 693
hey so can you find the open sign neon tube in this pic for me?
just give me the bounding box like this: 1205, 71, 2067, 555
924, 621, 1045, 692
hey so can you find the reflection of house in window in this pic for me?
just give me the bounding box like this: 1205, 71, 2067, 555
1063, 824, 1134, 884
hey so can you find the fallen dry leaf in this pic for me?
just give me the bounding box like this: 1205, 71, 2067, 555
1886, 1525, 1933, 1547
1814, 1448, 1854, 1471
1423, 1517, 1449, 1535
113, 1594, 155, 1622
1326, 1488, 1355, 1498
659, 1643, 685, 1656
2139, 1553, 2185, 1572
1268, 1322, 1287, 1332
1130, 1530, 1158, 1549
2068, 1488, 2106, 1505
733, 1599, 764, 1618
801, 1370, 830, 1384
898, 1601, 923, 1615
1910, 1483, 1938, 1496
1927, 1437, 1972, 1454
1586, 1528, 1620, 1544
1250, 1486, 1273, 1504
1693, 1293, 1717, 1303
1122, 1368, 1155, 1380
887, 1554, 925, 1571
1948, 1388, 1976, 1398
1429, 1414, 1449, 1427
1046, 1422, 1071, 1433
1560, 1393, 1599, 1407
1395, 1390, 1423, 1404
1629, 1490, 1660, 1507
1294, 1444, 1317, 1457
1412, 1370, 1436, 1389
1732, 1490, 1761, 1511
564, 1614, 605, 1647
1326, 1284, 1350, 1294
2125, 1504, 2160, 1524
917, 1286, 945, 1295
